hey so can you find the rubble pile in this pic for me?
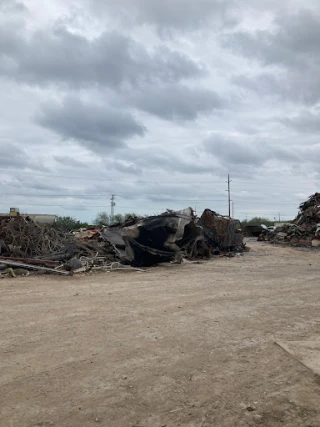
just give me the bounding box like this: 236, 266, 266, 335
104, 208, 205, 266
259, 193, 320, 246
0, 208, 245, 277
0, 216, 119, 277
103, 208, 247, 266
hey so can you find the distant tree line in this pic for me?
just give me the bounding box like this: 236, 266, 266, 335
93, 212, 138, 226
240, 217, 274, 227
53, 214, 278, 232
52, 212, 140, 231
52, 216, 89, 231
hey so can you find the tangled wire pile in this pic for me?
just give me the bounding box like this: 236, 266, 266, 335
0, 216, 69, 257
0, 216, 117, 260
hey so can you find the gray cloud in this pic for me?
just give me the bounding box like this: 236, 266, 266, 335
13, 180, 66, 192
300, 143, 320, 163
112, 161, 142, 175
227, 10, 320, 67
0, 142, 50, 172
53, 155, 89, 168
203, 134, 301, 169
119, 148, 218, 175
281, 110, 320, 133
84, 0, 236, 32
0, 0, 27, 13
204, 135, 262, 166
127, 84, 224, 121
233, 67, 320, 106
228, 9, 320, 105
36, 97, 146, 151
1, 0, 320, 223
0, 25, 204, 88
233, 73, 283, 99
0, 143, 31, 169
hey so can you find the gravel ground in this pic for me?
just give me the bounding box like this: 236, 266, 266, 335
1, 240, 320, 427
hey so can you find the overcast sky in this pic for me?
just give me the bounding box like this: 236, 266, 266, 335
0, 0, 319, 222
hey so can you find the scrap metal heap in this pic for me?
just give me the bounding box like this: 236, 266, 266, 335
102, 208, 214, 266
0, 208, 245, 277
198, 209, 245, 254
0, 215, 120, 276
259, 192, 320, 246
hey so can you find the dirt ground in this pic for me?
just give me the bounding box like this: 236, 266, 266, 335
1, 240, 320, 427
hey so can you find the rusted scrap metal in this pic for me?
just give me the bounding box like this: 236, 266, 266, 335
0, 215, 117, 260
198, 209, 245, 252
102, 208, 245, 266
73, 230, 99, 240
102, 208, 203, 266
259, 192, 320, 246
0, 215, 69, 258
296, 193, 320, 225
0, 207, 248, 275
102, 227, 128, 260
0, 215, 119, 276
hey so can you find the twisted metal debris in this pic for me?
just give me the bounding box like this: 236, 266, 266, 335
0, 216, 118, 262
259, 193, 320, 246
0, 208, 245, 276
0, 216, 70, 257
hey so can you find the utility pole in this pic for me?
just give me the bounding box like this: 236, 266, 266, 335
110, 194, 116, 224
278, 212, 281, 222
227, 174, 232, 217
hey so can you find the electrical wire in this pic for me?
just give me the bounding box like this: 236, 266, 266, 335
0, 168, 317, 189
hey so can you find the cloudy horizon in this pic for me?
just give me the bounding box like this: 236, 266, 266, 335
0, 0, 319, 223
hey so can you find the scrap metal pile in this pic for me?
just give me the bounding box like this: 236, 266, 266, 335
0, 215, 119, 277
0, 208, 245, 277
102, 208, 245, 266
259, 192, 320, 246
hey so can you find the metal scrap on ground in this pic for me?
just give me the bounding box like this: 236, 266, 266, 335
0, 208, 245, 277
258, 192, 320, 246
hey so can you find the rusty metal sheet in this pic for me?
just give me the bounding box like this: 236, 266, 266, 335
198, 209, 244, 250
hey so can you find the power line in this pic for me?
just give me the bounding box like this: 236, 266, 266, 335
0, 169, 318, 188
0, 204, 111, 208
0, 193, 232, 202
0, 192, 111, 197
0, 193, 304, 206
0, 170, 226, 184
2, 182, 310, 199
0, 204, 141, 209
0, 192, 226, 199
